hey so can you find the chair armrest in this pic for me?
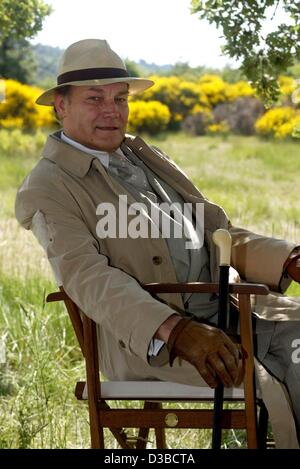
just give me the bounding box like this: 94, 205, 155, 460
46, 282, 269, 303
143, 282, 269, 296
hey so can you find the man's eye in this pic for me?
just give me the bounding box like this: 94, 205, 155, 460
88, 96, 101, 101
116, 97, 128, 104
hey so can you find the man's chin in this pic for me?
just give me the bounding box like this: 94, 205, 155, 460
90, 135, 124, 152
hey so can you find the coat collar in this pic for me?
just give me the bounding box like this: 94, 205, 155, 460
123, 135, 229, 235
42, 133, 154, 179
122, 135, 203, 201
42, 131, 96, 178
42, 131, 221, 209
43, 132, 172, 180
42, 132, 228, 234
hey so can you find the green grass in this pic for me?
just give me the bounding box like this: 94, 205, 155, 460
0, 272, 90, 448
0, 129, 299, 448
0, 129, 46, 218
151, 133, 300, 243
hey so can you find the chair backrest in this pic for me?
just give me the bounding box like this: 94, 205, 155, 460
47, 281, 269, 449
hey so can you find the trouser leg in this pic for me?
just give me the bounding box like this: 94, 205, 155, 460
285, 362, 300, 432
255, 318, 300, 432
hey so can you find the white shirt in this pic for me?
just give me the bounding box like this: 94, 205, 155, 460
61, 131, 128, 168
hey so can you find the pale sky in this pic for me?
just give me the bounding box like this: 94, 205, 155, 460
32, 0, 291, 69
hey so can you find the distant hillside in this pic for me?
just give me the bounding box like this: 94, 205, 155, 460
137, 59, 172, 75
31, 44, 62, 88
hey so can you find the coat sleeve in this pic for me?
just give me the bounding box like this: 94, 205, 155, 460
230, 224, 298, 292
15, 179, 176, 363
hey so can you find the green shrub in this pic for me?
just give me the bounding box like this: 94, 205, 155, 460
182, 110, 212, 135
213, 97, 265, 135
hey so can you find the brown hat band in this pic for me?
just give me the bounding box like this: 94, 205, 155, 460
57, 67, 129, 85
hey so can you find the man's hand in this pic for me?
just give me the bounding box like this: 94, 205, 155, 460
167, 318, 243, 388
284, 252, 300, 283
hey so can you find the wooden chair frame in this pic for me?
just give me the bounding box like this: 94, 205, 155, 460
46, 282, 269, 449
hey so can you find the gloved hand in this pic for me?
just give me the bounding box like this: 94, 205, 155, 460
167, 318, 244, 388
284, 252, 300, 283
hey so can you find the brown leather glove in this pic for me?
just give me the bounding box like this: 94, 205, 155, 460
284, 253, 300, 283
167, 318, 244, 388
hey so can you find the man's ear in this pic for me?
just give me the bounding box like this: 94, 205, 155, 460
53, 93, 67, 120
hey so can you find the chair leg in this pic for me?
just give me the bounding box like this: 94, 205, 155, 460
239, 294, 258, 449
155, 427, 166, 449
89, 402, 104, 448
153, 402, 166, 449
257, 400, 269, 449
98, 402, 135, 449
136, 427, 150, 449
136, 401, 166, 449
136, 402, 151, 450
112, 428, 136, 449
136, 401, 162, 449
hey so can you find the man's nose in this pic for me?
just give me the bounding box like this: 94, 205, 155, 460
102, 100, 119, 116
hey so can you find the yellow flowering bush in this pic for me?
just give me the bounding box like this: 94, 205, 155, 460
141, 76, 181, 107
131, 73, 272, 133
198, 75, 255, 107
128, 100, 171, 134
177, 81, 206, 116
191, 103, 212, 115
139, 76, 201, 128
255, 106, 300, 139
0, 79, 56, 130
197, 75, 228, 107
225, 81, 255, 101
278, 75, 298, 98
0, 75, 297, 137
207, 121, 230, 135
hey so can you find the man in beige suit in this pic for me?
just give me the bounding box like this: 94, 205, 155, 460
15, 39, 300, 447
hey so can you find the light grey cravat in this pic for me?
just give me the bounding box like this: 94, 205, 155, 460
108, 151, 158, 202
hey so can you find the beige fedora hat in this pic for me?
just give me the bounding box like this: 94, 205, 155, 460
36, 39, 154, 106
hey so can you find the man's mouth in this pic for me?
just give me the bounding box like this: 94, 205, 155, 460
96, 126, 119, 131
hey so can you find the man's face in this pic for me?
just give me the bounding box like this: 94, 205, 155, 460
54, 83, 129, 152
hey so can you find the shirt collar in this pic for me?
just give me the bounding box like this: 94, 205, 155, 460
61, 131, 110, 168
61, 131, 126, 168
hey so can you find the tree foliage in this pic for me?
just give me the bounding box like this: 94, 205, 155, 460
191, 0, 300, 104
0, 0, 52, 82
0, 0, 52, 41
124, 59, 141, 77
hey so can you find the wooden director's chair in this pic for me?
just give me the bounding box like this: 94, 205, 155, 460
46, 282, 270, 449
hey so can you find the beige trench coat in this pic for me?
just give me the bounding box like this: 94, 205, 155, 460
15, 132, 300, 447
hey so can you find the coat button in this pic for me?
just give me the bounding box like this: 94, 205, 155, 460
152, 256, 163, 265
119, 340, 126, 349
